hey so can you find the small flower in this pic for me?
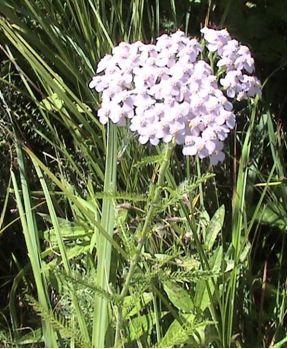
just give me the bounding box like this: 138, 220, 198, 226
201, 27, 231, 53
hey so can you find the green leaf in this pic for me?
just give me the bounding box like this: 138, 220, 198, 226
76, 102, 92, 113
159, 314, 193, 347
93, 191, 147, 202
17, 328, 42, 345
209, 246, 223, 273
163, 281, 194, 313
193, 248, 222, 313
123, 292, 153, 320
44, 224, 91, 243
176, 256, 200, 271
133, 154, 164, 168
39, 92, 64, 111
255, 204, 286, 230
126, 312, 166, 343
45, 244, 90, 270
240, 241, 251, 262
205, 205, 225, 251
159, 314, 208, 347
194, 279, 210, 312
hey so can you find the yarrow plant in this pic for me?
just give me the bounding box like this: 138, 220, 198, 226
89, 28, 261, 165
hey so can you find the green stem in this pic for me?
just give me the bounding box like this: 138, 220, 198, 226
152, 292, 161, 343
226, 98, 259, 346
114, 142, 174, 347
196, 157, 204, 209
92, 122, 117, 348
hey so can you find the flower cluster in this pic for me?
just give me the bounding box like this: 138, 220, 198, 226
201, 27, 261, 101
89, 29, 261, 165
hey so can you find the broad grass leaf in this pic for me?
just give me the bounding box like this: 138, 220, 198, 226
205, 205, 225, 251
163, 281, 194, 313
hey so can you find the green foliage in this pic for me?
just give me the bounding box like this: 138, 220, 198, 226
205, 205, 225, 251
0, 0, 286, 348
163, 281, 194, 313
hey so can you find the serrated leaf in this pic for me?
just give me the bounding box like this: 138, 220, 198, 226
161, 174, 214, 212
159, 314, 194, 347
205, 205, 225, 251
94, 191, 147, 202
127, 313, 153, 342
154, 253, 177, 265
133, 154, 164, 167
163, 281, 194, 313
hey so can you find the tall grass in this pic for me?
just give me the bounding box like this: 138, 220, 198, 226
0, 0, 286, 347
11, 146, 58, 347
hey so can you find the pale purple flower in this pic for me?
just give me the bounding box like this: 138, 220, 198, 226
210, 151, 225, 165
89, 29, 261, 165
234, 45, 255, 73
201, 27, 231, 53
96, 54, 113, 73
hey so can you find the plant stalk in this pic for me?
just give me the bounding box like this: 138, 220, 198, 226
92, 122, 117, 347
114, 141, 174, 347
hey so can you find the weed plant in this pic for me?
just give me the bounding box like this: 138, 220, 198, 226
0, 0, 286, 347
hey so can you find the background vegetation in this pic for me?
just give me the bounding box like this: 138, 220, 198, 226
0, 0, 286, 347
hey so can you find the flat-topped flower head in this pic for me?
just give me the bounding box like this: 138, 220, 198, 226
89, 29, 261, 165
